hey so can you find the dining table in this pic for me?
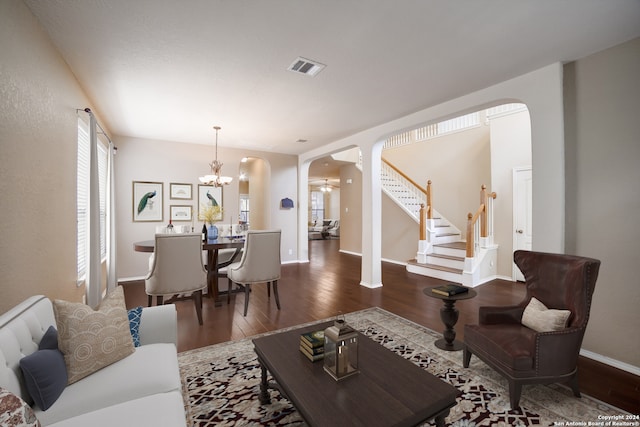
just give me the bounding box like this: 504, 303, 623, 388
133, 236, 245, 306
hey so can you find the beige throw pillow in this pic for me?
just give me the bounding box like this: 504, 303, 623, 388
521, 297, 571, 333
53, 286, 135, 384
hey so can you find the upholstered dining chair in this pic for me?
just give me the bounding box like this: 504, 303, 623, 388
145, 233, 207, 325
226, 229, 282, 316
215, 247, 242, 298
463, 250, 600, 409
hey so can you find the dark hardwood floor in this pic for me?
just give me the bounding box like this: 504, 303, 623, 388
121, 238, 639, 413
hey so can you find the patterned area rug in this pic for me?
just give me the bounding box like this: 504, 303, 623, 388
178, 307, 625, 426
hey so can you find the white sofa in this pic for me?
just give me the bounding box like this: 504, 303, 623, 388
309, 219, 339, 238
0, 295, 186, 427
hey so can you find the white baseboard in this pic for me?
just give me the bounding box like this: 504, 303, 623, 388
382, 257, 407, 266
580, 349, 640, 376
338, 249, 362, 257
336, 250, 407, 268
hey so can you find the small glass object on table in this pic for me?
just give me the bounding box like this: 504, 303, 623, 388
323, 318, 359, 381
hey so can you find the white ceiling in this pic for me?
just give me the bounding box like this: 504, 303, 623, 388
25, 1, 640, 155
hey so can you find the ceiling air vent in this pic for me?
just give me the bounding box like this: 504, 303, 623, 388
288, 57, 326, 77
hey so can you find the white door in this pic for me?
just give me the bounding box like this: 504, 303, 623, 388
513, 167, 532, 281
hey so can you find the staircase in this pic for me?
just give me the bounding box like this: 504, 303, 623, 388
379, 160, 498, 287
379, 161, 466, 283
407, 242, 468, 283
353, 152, 497, 286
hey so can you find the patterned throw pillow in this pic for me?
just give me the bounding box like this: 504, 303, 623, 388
0, 387, 41, 427
521, 297, 572, 333
53, 286, 135, 384
127, 306, 143, 347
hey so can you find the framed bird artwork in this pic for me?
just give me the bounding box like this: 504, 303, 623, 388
198, 184, 223, 221
133, 181, 164, 222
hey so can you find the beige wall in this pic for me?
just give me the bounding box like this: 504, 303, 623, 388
564, 37, 640, 367
381, 196, 419, 262
339, 165, 363, 254
246, 158, 269, 230
0, 0, 93, 312
327, 189, 340, 220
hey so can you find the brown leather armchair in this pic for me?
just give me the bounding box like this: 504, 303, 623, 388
463, 250, 600, 409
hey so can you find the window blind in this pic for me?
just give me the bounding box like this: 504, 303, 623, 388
77, 118, 89, 281
77, 118, 108, 282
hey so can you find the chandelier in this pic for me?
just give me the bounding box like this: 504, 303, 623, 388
199, 126, 232, 187
320, 178, 332, 192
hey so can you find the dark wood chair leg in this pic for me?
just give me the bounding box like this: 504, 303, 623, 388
147, 295, 153, 307
227, 279, 232, 304
273, 280, 281, 310
568, 374, 581, 397
243, 284, 250, 316
194, 290, 203, 325
463, 347, 472, 368
267, 282, 271, 298
508, 380, 522, 409
157, 295, 164, 305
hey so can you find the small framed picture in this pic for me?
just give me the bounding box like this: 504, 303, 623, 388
198, 185, 223, 221
170, 205, 192, 222
170, 183, 192, 200
133, 181, 163, 222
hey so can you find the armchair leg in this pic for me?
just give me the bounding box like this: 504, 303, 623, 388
157, 295, 164, 305
508, 380, 522, 409
273, 280, 281, 310
227, 280, 232, 305
267, 282, 271, 298
147, 295, 153, 307
568, 374, 581, 398
243, 284, 250, 316
463, 347, 472, 368
194, 290, 203, 325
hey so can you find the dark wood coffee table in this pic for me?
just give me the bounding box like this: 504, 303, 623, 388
253, 321, 459, 427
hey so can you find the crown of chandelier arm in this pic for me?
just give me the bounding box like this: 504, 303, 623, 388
199, 126, 233, 187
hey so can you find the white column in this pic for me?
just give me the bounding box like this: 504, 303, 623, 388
360, 143, 383, 288
297, 160, 310, 263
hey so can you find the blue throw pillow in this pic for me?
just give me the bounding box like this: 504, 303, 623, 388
127, 306, 143, 347
39, 325, 58, 350
20, 349, 67, 410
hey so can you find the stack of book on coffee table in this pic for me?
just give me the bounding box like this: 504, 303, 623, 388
299, 330, 325, 362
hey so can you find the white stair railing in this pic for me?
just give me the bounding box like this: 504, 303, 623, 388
380, 162, 425, 220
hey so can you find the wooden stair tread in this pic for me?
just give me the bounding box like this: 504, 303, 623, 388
406, 259, 462, 274
434, 241, 466, 250
427, 253, 464, 261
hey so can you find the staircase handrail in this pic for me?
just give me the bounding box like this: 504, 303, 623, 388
382, 158, 427, 197
465, 185, 497, 257
380, 158, 429, 220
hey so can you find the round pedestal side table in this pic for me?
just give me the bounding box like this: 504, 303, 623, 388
423, 286, 477, 351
